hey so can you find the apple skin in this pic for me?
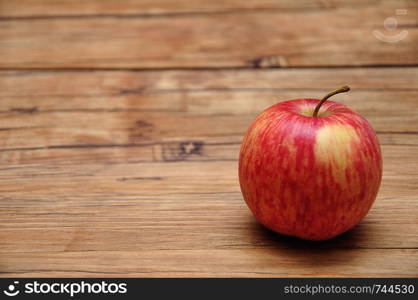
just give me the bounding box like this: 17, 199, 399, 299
239, 98, 382, 241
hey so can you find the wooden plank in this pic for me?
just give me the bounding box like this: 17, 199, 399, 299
1, 0, 416, 280
0, 0, 407, 17
1, 104, 418, 150
0, 144, 417, 251
1, 68, 417, 254
2, 68, 418, 97
1, 68, 418, 151
0, 249, 417, 277
0, 6, 417, 68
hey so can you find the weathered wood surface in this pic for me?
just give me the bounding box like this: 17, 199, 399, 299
1, 68, 418, 277
1, 250, 417, 277
0, 2, 417, 69
1, 68, 418, 149
0, 0, 417, 277
0, 0, 409, 17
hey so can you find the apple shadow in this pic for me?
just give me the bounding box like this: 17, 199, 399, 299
251, 220, 367, 248
247, 217, 375, 271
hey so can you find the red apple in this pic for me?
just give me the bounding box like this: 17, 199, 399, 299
239, 86, 382, 241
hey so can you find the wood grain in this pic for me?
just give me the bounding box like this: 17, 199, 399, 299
1, 249, 417, 277
0, 0, 409, 17
0, 145, 417, 252
1, 5, 417, 69
1, 0, 417, 278
1, 67, 418, 277
1, 68, 418, 150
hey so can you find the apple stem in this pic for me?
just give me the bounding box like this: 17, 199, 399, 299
313, 85, 350, 117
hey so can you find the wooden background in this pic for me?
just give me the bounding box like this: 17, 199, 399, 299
0, 0, 417, 277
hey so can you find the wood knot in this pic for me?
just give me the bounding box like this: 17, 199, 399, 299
135, 120, 153, 128
249, 55, 288, 68
179, 141, 203, 155
10, 107, 39, 114
154, 140, 204, 162
128, 120, 154, 140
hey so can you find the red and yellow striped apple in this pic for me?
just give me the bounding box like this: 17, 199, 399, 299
239, 86, 382, 241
